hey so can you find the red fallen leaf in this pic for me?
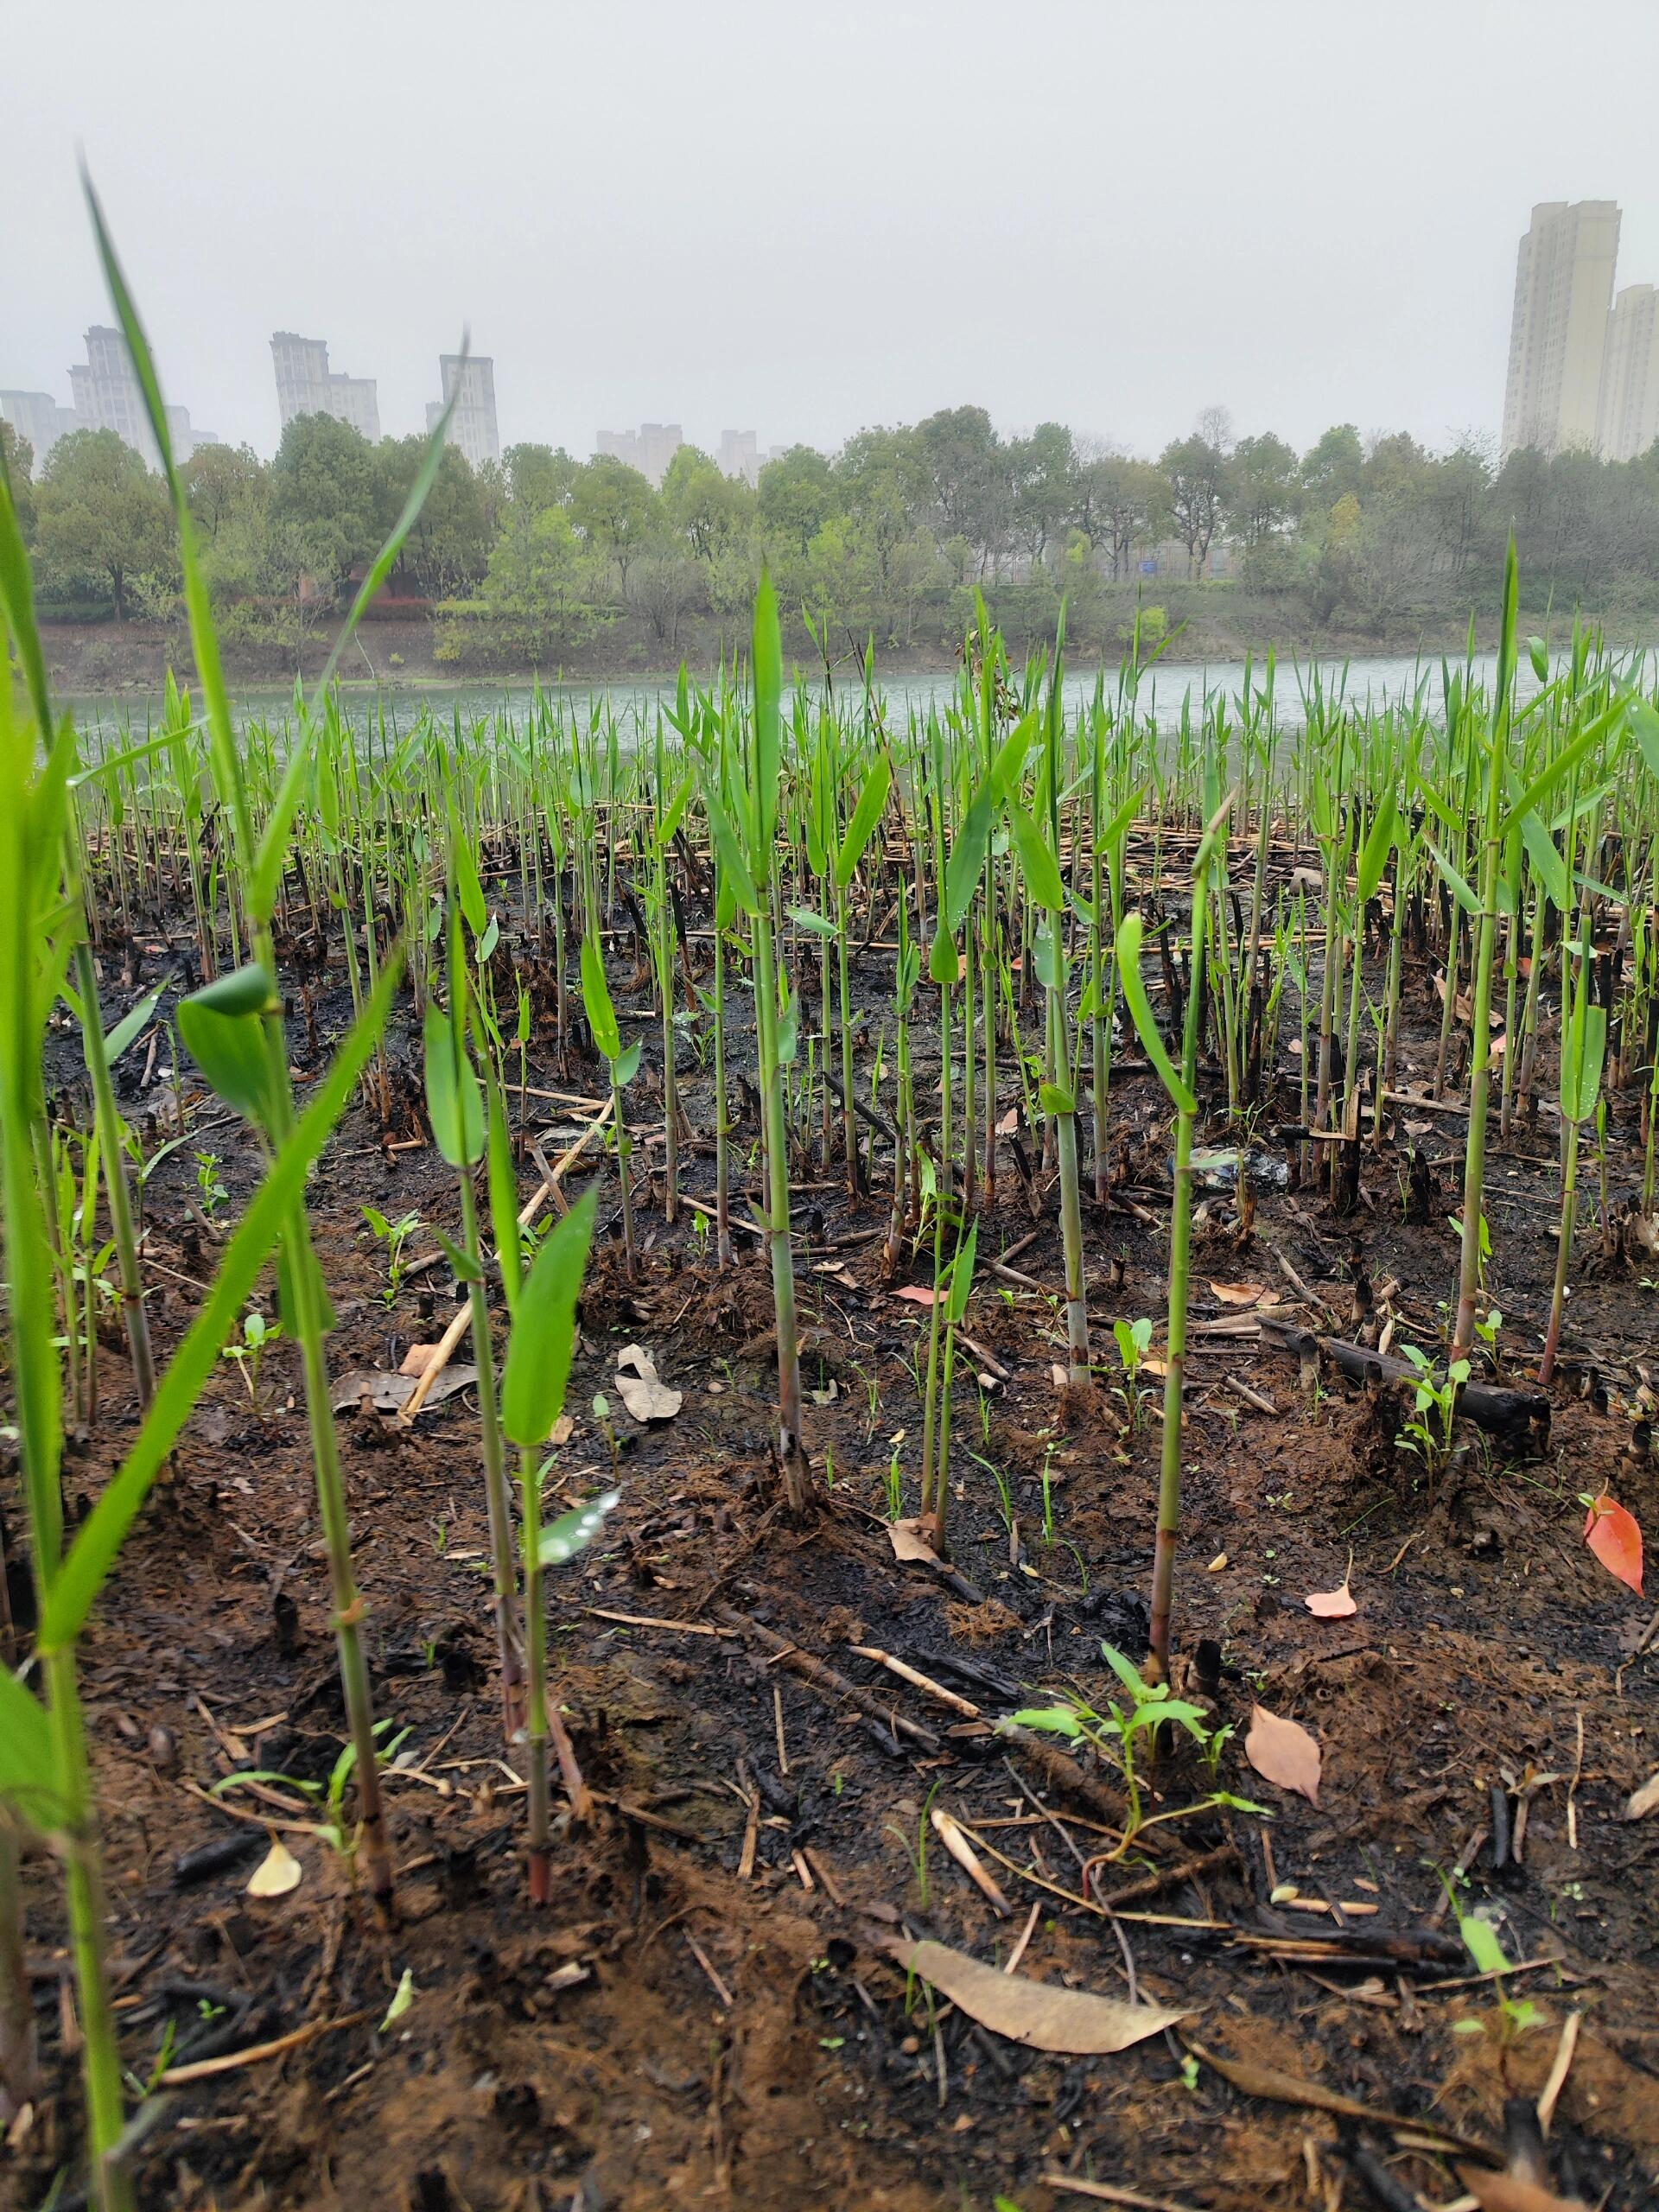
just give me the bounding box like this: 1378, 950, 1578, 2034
995, 1107, 1019, 1136
1584, 1494, 1644, 1595
893, 1285, 938, 1307
1244, 1704, 1322, 1805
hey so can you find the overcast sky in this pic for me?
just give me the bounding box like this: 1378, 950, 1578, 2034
7, 0, 1659, 466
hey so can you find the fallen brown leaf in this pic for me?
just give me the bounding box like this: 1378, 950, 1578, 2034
1304, 1549, 1357, 1619
1455, 2171, 1587, 2212
1209, 1281, 1268, 1306
887, 1517, 940, 1565
614, 1344, 683, 1422
1304, 1585, 1357, 1618
246, 1838, 302, 1897
328, 1366, 479, 1414
1245, 1703, 1322, 1804
1624, 1770, 1659, 1821
887, 1937, 1181, 2053
893, 1285, 938, 1307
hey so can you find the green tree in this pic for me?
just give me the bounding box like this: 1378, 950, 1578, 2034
183, 443, 275, 622
915, 404, 1003, 553
505, 442, 580, 515
1307, 489, 1363, 621
836, 425, 930, 529
1421, 439, 1493, 586
661, 445, 753, 562
0, 421, 36, 541
1007, 421, 1077, 563
374, 436, 489, 599
1060, 525, 1108, 631
214, 516, 340, 664
1227, 432, 1300, 547
1300, 423, 1364, 512
831, 428, 931, 617
626, 549, 705, 647
758, 444, 837, 556
270, 412, 378, 586
1074, 448, 1165, 580
184, 442, 269, 543
35, 429, 173, 620
464, 502, 602, 660
570, 454, 659, 588
1159, 431, 1228, 578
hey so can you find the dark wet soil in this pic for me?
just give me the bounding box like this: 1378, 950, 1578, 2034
7, 873, 1659, 2212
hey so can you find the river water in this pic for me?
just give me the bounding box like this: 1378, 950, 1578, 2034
67, 645, 1582, 741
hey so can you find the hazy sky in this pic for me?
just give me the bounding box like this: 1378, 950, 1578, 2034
8, 0, 1659, 466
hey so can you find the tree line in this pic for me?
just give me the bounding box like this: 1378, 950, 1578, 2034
8, 398, 1659, 667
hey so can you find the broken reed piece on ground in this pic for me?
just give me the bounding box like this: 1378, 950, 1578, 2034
1038, 2176, 1211, 2212
1180, 2036, 1498, 2163
928, 1807, 1012, 1913
395, 1300, 474, 1424
716, 1605, 1132, 1828
714, 1605, 943, 1753
1255, 1317, 1552, 1442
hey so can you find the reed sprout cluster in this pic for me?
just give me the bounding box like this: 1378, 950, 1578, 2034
4, 193, 1659, 2209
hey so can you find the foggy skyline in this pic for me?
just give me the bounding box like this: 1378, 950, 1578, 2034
9, 0, 1659, 467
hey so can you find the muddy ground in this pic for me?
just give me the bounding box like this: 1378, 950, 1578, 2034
5, 873, 1659, 2212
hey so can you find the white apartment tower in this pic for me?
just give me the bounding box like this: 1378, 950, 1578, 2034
0, 391, 80, 473
718, 428, 760, 486
1502, 201, 1621, 459
270, 332, 380, 442
71, 326, 151, 454
1597, 285, 1659, 462
49, 328, 216, 466
425, 354, 499, 468
594, 423, 682, 487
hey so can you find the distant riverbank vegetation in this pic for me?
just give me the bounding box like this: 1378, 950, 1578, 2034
9, 401, 1659, 676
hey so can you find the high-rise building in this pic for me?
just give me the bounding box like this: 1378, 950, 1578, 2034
1502, 200, 1621, 459
0, 391, 79, 473
48, 327, 215, 467
1598, 284, 1659, 463
270, 332, 380, 442
594, 422, 682, 487
71, 325, 154, 458
167, 409, 218, 460
639, 423, 682, 486
425, 354, 499, 468
718, 428, 759, 486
